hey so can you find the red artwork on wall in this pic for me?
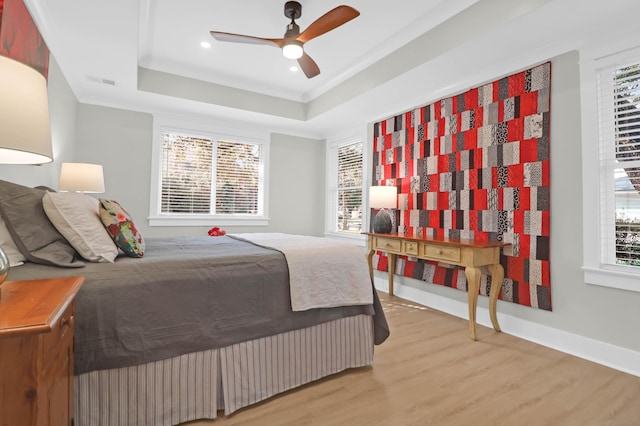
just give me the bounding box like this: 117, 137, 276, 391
372, 62, 552, 310
0, 0, 49, 78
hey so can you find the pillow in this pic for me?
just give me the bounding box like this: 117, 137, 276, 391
0, 215, 26, 266
43, 192, 118, 263
99, 199, 145, 258
0, 180, 84, 268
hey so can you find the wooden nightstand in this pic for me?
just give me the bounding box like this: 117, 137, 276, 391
0, 276, 84, 426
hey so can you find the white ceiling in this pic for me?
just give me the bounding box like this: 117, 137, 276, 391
24, 0, 640, 139
137, 0, 479, 102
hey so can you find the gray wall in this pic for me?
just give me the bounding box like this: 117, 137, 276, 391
3, 44, 639, 357
267, 133, 325, 236
73, 104, 154, 232
73, 105, 326, 238
373, 51, 640, 353
512, 51, 640, 352
0, 57, 326, 240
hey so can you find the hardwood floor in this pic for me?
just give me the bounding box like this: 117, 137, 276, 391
186, 293, 640, 425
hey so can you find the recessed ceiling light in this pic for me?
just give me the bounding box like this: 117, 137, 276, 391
290, 66, 299, 72
200, 41, 211, 49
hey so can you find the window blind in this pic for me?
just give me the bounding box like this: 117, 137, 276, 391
161, 132, 213, 214
337, 142, 363, 233
160, 133, 263, 216
598, 60, 640, 267
215, 141, 262, 215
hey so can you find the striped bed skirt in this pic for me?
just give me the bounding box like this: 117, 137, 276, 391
74, 314, 374, 426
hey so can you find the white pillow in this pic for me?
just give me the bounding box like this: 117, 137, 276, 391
0, 215, 26, 266
43, 192, 118, 263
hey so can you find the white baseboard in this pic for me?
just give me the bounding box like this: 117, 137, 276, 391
374, 277, 640, 378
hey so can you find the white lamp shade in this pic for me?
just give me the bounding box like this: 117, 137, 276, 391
0, 55, 53, 164
59, 163, 105, 193
370, 186, 397, 209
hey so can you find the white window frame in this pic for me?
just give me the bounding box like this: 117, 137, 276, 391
325, 131, 368, 243
149, 116, 270, 226
580, 39, 640, 292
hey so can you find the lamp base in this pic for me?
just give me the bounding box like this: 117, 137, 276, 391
373, 209, 393, 234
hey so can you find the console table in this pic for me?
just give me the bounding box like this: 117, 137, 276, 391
365, 232, 510, 340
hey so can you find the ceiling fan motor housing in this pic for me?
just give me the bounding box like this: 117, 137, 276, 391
284, 21, 300, 38
284, 1, 302, 20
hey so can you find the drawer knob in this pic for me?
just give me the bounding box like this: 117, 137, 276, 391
61, 315, 75, 328
438, 249, 443, 255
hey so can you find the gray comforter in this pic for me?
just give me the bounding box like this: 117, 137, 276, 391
8, 236, 389, 375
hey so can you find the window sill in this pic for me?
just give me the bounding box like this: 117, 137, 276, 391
583, 266, 640, 293
148, 215, 269, 227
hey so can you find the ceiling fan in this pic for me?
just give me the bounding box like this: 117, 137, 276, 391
210, 1, 360, 79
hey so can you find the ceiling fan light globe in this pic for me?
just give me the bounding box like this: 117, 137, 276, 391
282, 42, 303, 59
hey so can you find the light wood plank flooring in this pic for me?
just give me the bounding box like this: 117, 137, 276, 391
186, 293, 640, 425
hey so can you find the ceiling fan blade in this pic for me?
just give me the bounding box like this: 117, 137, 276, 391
210, 31, 283, 48
297, 6, 360, 44
298, 53, 320, 79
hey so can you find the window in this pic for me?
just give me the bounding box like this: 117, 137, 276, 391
337, 142, 364, 233
160, 133, 213, 214
214, 141, 262, 215
598, 62, 640, 267
326, 136, 366, 239
149, 118, 268, 226
581, 44, 640, 291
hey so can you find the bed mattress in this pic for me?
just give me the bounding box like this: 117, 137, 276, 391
8, 236, 385, 374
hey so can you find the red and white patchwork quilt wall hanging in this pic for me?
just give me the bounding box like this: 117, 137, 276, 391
372, 62, 551, 310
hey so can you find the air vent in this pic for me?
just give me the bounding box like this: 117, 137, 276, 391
87, 75, 116, 86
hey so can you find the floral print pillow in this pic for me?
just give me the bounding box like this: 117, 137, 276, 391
99, 199, 145, 258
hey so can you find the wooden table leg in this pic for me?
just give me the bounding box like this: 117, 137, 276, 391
464, 266, 481, 341
487, 263, 504, 333
387, 253, 396, 297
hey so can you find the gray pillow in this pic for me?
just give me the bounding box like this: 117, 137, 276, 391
0, 180, 84, 268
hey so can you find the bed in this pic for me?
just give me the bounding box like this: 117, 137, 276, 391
1, 181, 389, 426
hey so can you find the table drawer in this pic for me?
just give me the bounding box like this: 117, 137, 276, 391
422, 244, 461, 263
375, 237, 401, 252
403, 241, 419, 255
42, 302, 74, 360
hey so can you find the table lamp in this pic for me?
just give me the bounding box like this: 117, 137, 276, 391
370, 185, 397, 233
59, 162, 105, 193
0, 55, 54, 296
